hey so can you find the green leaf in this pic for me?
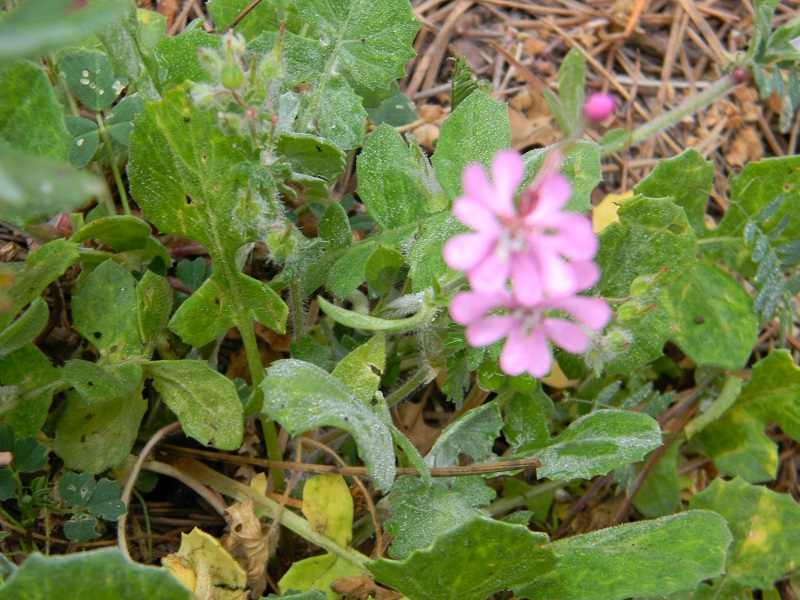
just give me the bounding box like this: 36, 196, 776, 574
72, 260, 144, 362
735, 349, 800, 441
0, 297, 48, 359
517, 511, 732, 599
88, 478, 126, 520
0, 424, 48, 473
331, 333, 385, 404
600, 289, 674, 376
88, 0, 159, 101
696, 409, 778, 483
136, 270, 172, 356
318, 295, 436, 334
59, 471, 98, 508
431, 92, 511, 200
64, 513, 101, 542
522, 140, 602, 213
366, 92, 417, 127
71, 215, 167, 258
0, 469, 16, 502
596, 195, 698, 298
384, 476, 495, 559
261, 359, 396, 492
54, 389, 146, 474
327, 226, 416, 297
0, 239, 79, 331
368, 519, 557, 600
313, 74, 367, 150
632, 441, 681, 518
151, 29, 219, 92
520, 409, 663, 481
128, 86, 288, 343
318, 203, 353, 250
365, 245, 404, 293
634, 148, 713, 234
690, 477, 800, 589
0, 60, 71, 160
556, 48, 586, 136
105, 93, 143, 146
700, 156, 800, 275
0, 148, 104, 225
169, 271, 287, 348
425, 403, 502, 469
59, 50, 125, 111
356, 124, 437, 229
503, 388, 552, 451
451, 56, 480, 110
407, 211, 462, 292
279, 553, 361, 600
0, 345, 62, 437
685, 375, 743, 438
0, 548, 191, 600
668, 261, 758, 370
64, 359, 143, 401
65, 116, 100, 168
207, 0, 297, 39
276, 133, 346, 182
294, 0, 418, 91
175, 258, 211, 291
144, 360, 244, 451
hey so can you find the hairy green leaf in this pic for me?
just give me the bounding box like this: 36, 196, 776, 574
369, 519, 556, 600
261, 359, 396, 492
144, 361, 244, 451
668, 261, 758, 370
517, 511, 731, 599
690, 477, 800, 589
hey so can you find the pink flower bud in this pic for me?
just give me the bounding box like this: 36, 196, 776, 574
583, 92, 617, 122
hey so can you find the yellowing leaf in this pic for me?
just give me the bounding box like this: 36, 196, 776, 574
162, 528, 247, 600
302, 475, 354, 547
592, 190, 630, 233
279, 475, 361, 599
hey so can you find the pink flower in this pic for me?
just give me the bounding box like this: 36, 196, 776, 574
450, 289, 611, 378
443, 150, 597, 303
583, 92, 617, 122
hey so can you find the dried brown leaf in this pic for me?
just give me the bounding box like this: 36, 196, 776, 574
223, 499, 276, 599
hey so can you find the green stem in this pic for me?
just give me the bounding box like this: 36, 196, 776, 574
239, 322, 286, 491
288, 276, 305, 343
386, 365, 437, 409
96, 111, 131, 215
487, 479, 566, 516
177, 458, 371, 571
601, 73, 738, 157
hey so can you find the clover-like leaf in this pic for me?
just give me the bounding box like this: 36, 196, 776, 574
59, 49, 125, 111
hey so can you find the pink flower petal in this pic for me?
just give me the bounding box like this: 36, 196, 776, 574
467, 253, 510, 295
462, 164, 494, 205
570, 260, 601, 290
450, 291, 507, 325
466, 316, 514, 347
509, 255, 544, 306
544, 318, 589, 353
536, 251, 578, 298
453, 196, 500, 233
550, 296, 612, 330
501, 327, 551, 377
443, 233, 496, 271
490, 150, 524, 217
